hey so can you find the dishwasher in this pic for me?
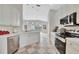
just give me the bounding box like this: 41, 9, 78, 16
7, 35, 19, 54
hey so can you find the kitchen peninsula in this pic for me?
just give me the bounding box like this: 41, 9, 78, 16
0, 31, 40, 54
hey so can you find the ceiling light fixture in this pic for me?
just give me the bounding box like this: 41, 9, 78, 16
36, 4, 40, 7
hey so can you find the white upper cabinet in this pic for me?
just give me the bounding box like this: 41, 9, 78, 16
2, 5, 11, 25
0, 5, 4, 25
0, 5, 21, 26
10, 7, 20, 26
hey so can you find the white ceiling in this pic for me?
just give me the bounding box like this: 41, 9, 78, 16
49, 4, 64, 9
23, 4, 63, 21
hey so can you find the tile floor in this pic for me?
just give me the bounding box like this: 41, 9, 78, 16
15, 43, 57, 54
15, 33, 57, 54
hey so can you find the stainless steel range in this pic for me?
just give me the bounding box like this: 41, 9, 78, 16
55, 33, 66, 54
55, 32, 79, 54
55, 37, 66, 54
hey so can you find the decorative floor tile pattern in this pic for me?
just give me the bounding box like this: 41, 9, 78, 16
15, 43, 57, 54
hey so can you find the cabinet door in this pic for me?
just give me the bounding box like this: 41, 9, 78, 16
66, 38, 79, 54
0, 38, 7, 54
0, 5, 20, 26
66, 44, 79, 54
20, 32, 40, 48
2, 5, 11, 25
10, 7, 20, 26
0, 5, 3, 25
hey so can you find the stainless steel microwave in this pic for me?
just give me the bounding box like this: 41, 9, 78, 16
60, 12, 76, 25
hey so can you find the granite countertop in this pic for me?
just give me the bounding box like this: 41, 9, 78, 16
0, 31, 40, 38
0, 33, 20, 38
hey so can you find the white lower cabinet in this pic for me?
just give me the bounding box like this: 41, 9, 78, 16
0, 35, 19, 54
0, 38, 7, 54
19, 32, 40, 48
66, 38, 79, 54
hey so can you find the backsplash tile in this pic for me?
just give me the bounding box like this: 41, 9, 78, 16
0, 26, 20, 33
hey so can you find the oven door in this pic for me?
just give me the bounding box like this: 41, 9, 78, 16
55, 38, 66, 54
